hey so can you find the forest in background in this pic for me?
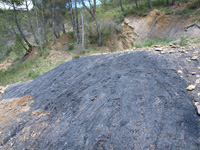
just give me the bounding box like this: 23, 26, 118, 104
0, 0, 200, 86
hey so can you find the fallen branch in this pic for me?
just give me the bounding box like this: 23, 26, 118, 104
144, 16, 158, 42
184, 21, 200, 31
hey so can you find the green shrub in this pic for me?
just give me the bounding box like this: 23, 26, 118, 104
152, 0, 166, 7
134, 42, 143, 48
101, 21, 119, 45
192, 15, 200, 22
134, 38, 171, 48
175, 9, 194, 15
85, 24, 99, 44
144, 39, 157, 47
187, 1, 200, 9
42, 49, 50, 59
181, 0, 190, 2
68, 31, 75, 39
68, 44, 74, 51
179, 37, 188, 46
124, 6, 134, 16
55, 60, 65, 66
72, 55, 80, 59
114, 13, 125, 22
28, 70, 40, 79
163, 9, 174, 15
159, 38, 171, 45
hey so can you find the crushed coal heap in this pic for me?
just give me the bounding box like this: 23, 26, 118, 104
0, 51, 199, 150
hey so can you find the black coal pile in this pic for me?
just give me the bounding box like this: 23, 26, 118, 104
0, 51, 199, 150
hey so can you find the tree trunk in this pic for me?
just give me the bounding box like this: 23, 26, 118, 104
54, 30, 59, 39
11, 26, 28, 51
95, 19, 102, 47
52, 0, 56, 42
69, 10, 76, 33
84, 7, 88, 22
81, 0, 102, 47
75, 0, 79, 44
3, 2, 28, 53
0, 47, 3, 59
135, 0, 139, 10
25, 0, 39, 45
13, 3, 33, 50
119, 0, 124, 12
69, 0, 76, 36
145, 16, 157, 42
62, 23, 66, 34
35, 5, 43, 54
166, 0, 169, 5
41, 0, 48, 42
171, 0, 175, 5
51, 27, 55, 42
80, 8, 85, 54
57, 31, 60, 38
148, 0, 153, 9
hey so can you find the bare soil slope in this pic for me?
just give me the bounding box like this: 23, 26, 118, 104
117, 9, 200, 49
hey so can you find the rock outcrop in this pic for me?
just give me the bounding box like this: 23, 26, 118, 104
119, 19, 138, 49
117, 9, 200, 50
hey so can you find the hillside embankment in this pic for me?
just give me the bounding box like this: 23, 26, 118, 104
115, 9, 200, 49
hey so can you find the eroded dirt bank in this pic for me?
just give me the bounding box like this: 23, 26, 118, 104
0, 47, 200, 149
116, 9, 200, 49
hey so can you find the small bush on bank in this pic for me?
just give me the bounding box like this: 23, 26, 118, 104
28, 70, 40, 79
179, 37, 188, 46
68, 44, 74, 51
134, 38, 172, 48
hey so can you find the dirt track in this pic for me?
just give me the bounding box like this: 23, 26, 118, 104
0, 46, 200, 150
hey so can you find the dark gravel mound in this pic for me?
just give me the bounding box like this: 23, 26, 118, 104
0, 51, 199, 150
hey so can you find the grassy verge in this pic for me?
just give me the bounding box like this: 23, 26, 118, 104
0, 42, 101, 86
134, 38, 172, 48
0, 51, 65, 86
